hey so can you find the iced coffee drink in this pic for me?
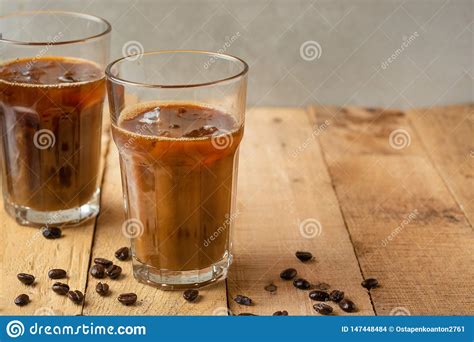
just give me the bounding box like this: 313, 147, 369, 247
106, 50, 248, 288
0, 11, 111, 226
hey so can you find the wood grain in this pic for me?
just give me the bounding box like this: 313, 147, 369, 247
408, 104, 474, 226
0, 115, 111, 316
82, 140, 228, 315
309, 105, 474, 315
227, 108, 374, 316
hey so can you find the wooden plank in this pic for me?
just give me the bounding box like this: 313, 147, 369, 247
227, 108, 374, 316
0, 115, 111, 316
408, 104, 474, 226
309, 105, 474, 315
82, 139, 228, 315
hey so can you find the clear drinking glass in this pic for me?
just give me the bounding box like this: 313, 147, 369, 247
106, 51, 248, 289
0, 11, 111, 226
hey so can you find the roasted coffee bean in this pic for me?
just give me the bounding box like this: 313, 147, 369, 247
52, 282, 69, 295
17, 273, 35, 285
264, 283, 277, 293
94, 258, 113, 268
361, 278, 379, 290
295, 251, 313, 262
96, 282, 109, 296
329, 290, 345, 302
115, 247, 130, 261
280, 268, 297, 280
309, 290, 329, 301
313, 303, 333, 315
90, 264, 105, 279
48, 269, 67, 279
14, 294, 29, 306
183, 289, 199, 302
42, 226, 62, 239
339, 299, 357, 312
118, 293, 137, 305
272, 310, 288, 316
293, 278, 311, 290
238, 313, 258, 316
67, 290, 84, 304
234, 295, 252, 306
106, 265, 122, 279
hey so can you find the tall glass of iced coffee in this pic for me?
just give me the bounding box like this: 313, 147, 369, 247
106, 51, 248, 289
0, 11, 110, 226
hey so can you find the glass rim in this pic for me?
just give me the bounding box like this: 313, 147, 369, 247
105, 50, 249, 89
0, 10, 112, 46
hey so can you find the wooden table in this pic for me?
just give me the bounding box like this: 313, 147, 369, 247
1, 104, 472, 316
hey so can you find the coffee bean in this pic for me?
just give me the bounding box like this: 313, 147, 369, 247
94, 258, 113, 268
272, 310, 288, 316
183, 289, 199, 302
118, 293, 137, 305
106, 265, 122, 279
67, 290, 84, 304
115, 247, 130, 261
361, 278, 379, 290
14, 294, 29, 306
234, 295, 252, 306
293, 278, 311, 290
238, 313, 258, 316
313, 303, 333, 315
264, 283, 277, 293
17, 273, 35, 285
295, 251, 313, 262
90, 264, 105, 279
280, 268, 297, 280
339, 299, 357, 312
329, 290, 344, 302
42, 226, 62, 239
52, 282, 69, 295
48, 269, 67, 279
309, 290, 329, 301
96, 282, 109, 296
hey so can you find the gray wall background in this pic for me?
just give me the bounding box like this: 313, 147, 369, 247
1, 0, 472, 108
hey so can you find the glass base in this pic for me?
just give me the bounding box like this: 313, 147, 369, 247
4, 189, 101, 227
132, 253, 232, 290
